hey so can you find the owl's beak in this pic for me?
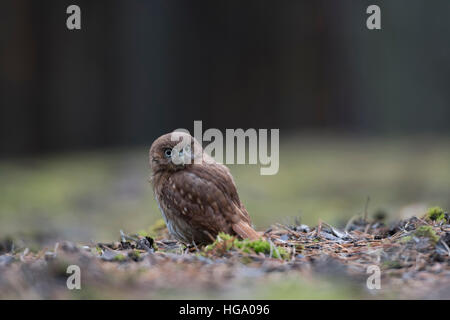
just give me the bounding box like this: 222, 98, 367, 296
181, 152, 194, 165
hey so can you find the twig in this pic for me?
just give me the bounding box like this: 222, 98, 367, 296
275, 223, 302, 238
268, 239, 280, 259
120, 230, 127, 242
20, 248, 29, 263
315, 219, 323, 238
345, 214, 359, 232
120, 230, 139, 242
439, 239, 450, 256
363, 196, 370, 222
364, 223, 372, 234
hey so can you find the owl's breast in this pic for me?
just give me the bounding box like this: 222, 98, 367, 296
155, 194, 195, 243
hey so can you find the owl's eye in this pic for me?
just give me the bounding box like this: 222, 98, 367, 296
163, 148, 172, 158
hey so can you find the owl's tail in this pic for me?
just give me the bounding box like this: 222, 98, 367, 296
232, 221, 260, 240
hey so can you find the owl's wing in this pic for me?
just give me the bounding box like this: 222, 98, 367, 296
161, 163, 259, 240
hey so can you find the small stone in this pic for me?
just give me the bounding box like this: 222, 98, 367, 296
0, 255, 14, 267
296, 224, 310, 233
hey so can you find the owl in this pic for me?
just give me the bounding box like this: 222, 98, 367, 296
149, 132, 259, 245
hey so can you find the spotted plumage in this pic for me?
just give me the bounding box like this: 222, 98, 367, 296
149, 132, 259, 244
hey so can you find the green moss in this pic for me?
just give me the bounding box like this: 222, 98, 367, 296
240, 256, 253, 264
136, 230, 149, 237
399, 235, 412, 243
414, 225, 440, 243
382, 260, 402, 269
138, 219, 167, 239
426, 206, 445, 222
397, 225, 440, 244
113, 253, 126, 262
128, 250, 141, 261
205, 232, 290, 260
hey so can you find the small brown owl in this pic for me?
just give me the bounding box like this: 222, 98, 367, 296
149, 132, 259, 245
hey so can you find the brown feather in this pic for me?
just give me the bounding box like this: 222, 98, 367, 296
149, 132, 259, 244
232, 220, 260, 240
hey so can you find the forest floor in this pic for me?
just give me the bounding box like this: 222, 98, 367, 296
1, 138, 450, 299
1, 209, 449, 299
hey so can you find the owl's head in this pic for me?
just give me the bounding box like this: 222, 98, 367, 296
149, 132, 204, 173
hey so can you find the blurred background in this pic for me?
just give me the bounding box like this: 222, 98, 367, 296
1, 0, 449, 244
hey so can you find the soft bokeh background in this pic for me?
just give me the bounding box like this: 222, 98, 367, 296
1, 0, 449, 244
